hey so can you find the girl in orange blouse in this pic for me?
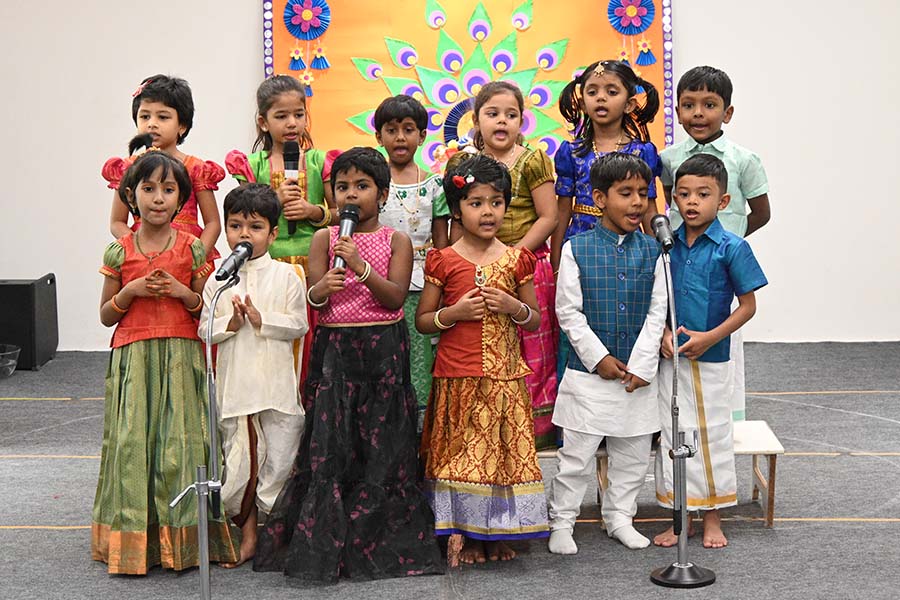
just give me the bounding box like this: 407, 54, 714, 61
418, 154, 548, 567
93, 150, 236, 574
103, 75, 223, 261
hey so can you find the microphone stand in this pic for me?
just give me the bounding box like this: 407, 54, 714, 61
650, 248, 716, 588
170, 273, 239, 600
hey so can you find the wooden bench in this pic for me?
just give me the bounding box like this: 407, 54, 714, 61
540, 420, 784, 528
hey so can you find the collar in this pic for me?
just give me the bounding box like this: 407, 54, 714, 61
594, 224, 636, 245
241, 251, 272, 272
686, 132, 729, 154
674, 218, 725, 246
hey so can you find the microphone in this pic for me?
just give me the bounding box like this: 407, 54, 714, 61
283, 141, 301, 235
332, 204, 360, 269
651, 214, 675, 252
215, 241, 253, 281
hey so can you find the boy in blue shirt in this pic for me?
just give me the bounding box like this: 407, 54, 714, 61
660, 65, 770, 422
653, 154, 767, 549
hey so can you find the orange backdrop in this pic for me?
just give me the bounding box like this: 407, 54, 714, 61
264, 0, 674, 171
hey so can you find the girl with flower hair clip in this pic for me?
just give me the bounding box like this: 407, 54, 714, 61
103, 74, 223, 264
419, 154, 549, 566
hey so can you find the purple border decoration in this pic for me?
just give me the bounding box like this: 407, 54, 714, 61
661, 0, 674, 146
263, 1, 275, 77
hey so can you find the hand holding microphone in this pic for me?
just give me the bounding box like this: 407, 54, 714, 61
283, 141, 302, 235
332, 204, 360, 270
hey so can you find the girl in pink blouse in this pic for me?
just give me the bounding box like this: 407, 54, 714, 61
253, 147, 441, 582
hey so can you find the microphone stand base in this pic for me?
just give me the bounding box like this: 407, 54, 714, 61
650, 563, 716, 588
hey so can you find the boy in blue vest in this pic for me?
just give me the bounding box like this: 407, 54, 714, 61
548, 153, 667, 554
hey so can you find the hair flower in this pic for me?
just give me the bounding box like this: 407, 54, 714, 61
451, 175, 467, 188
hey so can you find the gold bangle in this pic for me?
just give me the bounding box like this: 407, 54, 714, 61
309, 205, 331, 227
306, 285, 328, 308
433, 308, 454, 330
356, 261, 372, 283
186, 292, 203, 312
110, 294, 129, 314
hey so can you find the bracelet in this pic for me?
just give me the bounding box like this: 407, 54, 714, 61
186, 292, 203, 312
356, 261, 372, 283
110, 294, 129, 314
309, 205, 332, 227
433, 308, 455, 330
306, 285, 329, 308
510, 302, 533, 325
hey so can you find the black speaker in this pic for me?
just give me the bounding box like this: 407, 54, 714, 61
0, 274, 59, 370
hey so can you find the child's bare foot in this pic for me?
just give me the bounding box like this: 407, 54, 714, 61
458, 537, 487, 564
222, 528, 257, 568
702, 510, 727, 548
653, 519, 695, 547
222, 507, 258, 568
484, 541, 516, 561
447, 534, 464, 567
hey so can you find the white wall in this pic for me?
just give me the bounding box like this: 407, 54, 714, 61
0, 0, 897, 350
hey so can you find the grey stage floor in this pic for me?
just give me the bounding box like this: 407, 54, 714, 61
1, 342, 899, 599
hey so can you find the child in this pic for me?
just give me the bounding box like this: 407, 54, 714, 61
660, 65, 771, 422
549, 152, 667, 554
252, 147, 442, 582
449, 81, 559, 451
103, 74, 223, 261
419, 154, 548, 566
199, 184, 309, 568
551, 59, 661, 270
225, 74, 338, 394
93, 149, 237, 574
373, 94, 450, 425
653, 153, 767, 549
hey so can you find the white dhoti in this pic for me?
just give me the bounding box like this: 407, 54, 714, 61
728, 327, 745, 422
220, 409, 304, 521
655, 358, 736, 511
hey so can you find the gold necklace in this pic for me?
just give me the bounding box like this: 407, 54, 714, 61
487, 145, 519, 169
592, 133, 628, 159
134, 229, 174, 264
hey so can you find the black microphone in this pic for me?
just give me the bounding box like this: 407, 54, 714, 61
283, 141, 301, 235
651, 214, 675, 252
215, 242, 253, 281
332, 204, 360, 269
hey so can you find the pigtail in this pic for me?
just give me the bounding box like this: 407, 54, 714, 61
557, 79, 583, 132
626, 77, 660, 142
128, 133, 155, 156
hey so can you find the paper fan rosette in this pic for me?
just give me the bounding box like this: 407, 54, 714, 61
285, 0, 331, 41
607, 0, 654, 36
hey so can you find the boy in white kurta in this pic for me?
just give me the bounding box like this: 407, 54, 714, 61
199, 184, 308, 567
549, 153, 667, 554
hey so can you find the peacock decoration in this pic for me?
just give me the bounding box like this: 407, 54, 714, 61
347, 0, 575, 172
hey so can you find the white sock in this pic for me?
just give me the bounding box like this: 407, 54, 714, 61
548, 529, 578, 555
610, 524, 650, 549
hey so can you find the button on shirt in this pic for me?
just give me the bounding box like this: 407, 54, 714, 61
660, 134, 768, 237
671, 219, 768, 362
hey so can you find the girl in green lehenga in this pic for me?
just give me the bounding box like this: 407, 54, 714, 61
92, 147, 237, 574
